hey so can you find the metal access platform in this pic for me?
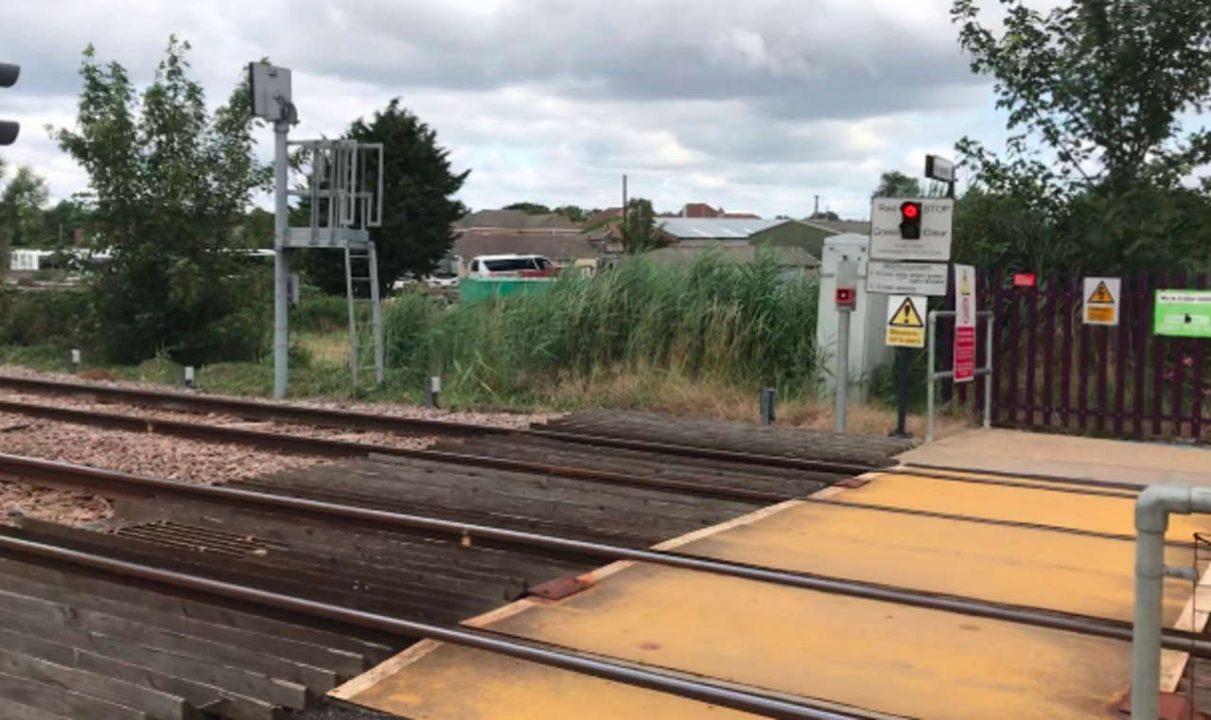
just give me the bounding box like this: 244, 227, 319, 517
333, 467, 1211, 719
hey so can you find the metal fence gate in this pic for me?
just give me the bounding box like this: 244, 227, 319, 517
950, 271, 1210, 443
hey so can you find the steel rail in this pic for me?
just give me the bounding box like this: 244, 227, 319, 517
0, 375, 1158, 495
0, 533, 863, 720
3, 452, 1208, 656
0, 398, 796, 504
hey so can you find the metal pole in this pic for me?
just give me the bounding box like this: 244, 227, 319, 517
983, 312, 994, 429
834, 309, 850, 433
927, 312, 937, 442
273, 121, 290, 399
892, 347, 909, 437
760, 388, 775, 425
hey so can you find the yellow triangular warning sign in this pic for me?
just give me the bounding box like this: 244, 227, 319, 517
960, 274, 971, 296
889, 297, 924, 328
1089, 281, 1115, 304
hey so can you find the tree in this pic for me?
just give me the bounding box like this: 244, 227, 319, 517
504, 201, 550, 215
620, 198, 658, 254
55, 38, 270, 364
553, 205, 587, 223
0, 165, 48, 252
301, 100, 468, 293
872, 171, 922, 199
807, 210, 839, 221
951, 0, 1211, 271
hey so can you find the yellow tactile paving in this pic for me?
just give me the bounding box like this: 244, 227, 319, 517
344, 472, 1211, 720
680, 499, 1199, 625
841, 472, 1209, 541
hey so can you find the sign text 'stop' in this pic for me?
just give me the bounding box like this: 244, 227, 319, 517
869, 197, 954, 261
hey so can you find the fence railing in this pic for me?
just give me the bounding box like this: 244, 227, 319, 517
950, 271, 1209, 442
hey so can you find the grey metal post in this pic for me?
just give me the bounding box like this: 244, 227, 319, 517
834, 309, 851, 433
760, 388, 775, 425
272, 121, 290, 399
369, 242, 385, 384
983, 312, 994, 429
926, 313, 937, 442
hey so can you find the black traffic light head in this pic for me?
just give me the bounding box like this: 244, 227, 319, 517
0, 62, 19, 146
899, 201, 922, 240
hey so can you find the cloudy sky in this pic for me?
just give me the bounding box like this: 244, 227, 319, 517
0, 0, 1011, 219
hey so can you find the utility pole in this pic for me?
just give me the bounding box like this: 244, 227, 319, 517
272, 118, 290, 399
813, 195, 820, 217
622, 174, 628, 224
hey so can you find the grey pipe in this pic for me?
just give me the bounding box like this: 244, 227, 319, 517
1132, 484, 1211, 720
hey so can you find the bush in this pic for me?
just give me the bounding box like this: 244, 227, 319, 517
383, 252, 821, 404
0, 289, 96, 349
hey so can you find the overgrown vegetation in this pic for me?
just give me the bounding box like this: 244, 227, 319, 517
382, 253, 820, 405
52, 38, 270, 365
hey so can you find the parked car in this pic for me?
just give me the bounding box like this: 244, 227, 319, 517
467, 254, 556, 279
424, 272, 460, 289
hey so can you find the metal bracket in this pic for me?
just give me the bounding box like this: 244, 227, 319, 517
528, 575, 594, 601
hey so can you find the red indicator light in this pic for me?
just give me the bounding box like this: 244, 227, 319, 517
901, 204, 919, 219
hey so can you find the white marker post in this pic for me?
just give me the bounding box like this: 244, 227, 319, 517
834, 261, 858, 433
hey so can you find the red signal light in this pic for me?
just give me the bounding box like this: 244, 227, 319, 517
901, 203, 919, 220
898, 201, 923, 240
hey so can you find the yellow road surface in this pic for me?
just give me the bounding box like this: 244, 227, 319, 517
343, 471, 1211, 719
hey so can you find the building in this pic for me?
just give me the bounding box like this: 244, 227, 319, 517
643, 244, 819, 276
653, 217, 833, 257
676, 203, 760, 219
455, 209, 581, 233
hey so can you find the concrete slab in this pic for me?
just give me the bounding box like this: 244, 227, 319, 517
901, 429, 1211, 487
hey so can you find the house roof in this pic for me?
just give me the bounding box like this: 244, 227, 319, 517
453, 231, 598, 262
455, 209, 581, 232
656, 217, 789, 240
801, 219, 871, 236
643, 244, 819, 268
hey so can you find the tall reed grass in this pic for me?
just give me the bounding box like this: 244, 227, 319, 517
383, 252, 820, 405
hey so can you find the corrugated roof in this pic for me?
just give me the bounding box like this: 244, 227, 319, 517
455, 210, 581, 232
656, 218, 788, 240
643, 244, 819, 268
802, 219, 871, 236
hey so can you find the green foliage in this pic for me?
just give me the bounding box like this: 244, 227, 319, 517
301, 100, 469, 294
53, 38, 271, 364
292, 294, 350, 334
0, 290, 96, 348
0, 165, 49, 269
620, 197, 658, 254
382, 252, 820, 405
872, 171, 922, 199
552, 205, 587, 223
950, 0, 1211, 273
503, 202, 551, 215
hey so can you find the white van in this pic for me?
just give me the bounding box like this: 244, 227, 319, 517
467, 254, 555, 279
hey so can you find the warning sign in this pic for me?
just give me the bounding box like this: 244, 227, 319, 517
886, 295, 926, 348
954, 264, 977, 383
1083, 277, 1121, 326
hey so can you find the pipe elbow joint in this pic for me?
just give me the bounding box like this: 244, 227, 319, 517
1136, 484, 1190, 534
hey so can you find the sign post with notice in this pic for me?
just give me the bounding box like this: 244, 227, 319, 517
1155, 290, 1211, 338
953, 264, 977, 383
886, 295, 927, 348
1083, 277, 1121, 326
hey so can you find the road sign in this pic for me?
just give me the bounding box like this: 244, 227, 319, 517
925, 155, 955, 183
1155, 290, 1211, 338
1082, 277, 1121, 326
870, 197, 954, 261
866, 261, 949, 296
954, 264, 977, 383
886, 295, 926, 348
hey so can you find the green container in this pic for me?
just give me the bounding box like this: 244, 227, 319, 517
459, 277, 554, 304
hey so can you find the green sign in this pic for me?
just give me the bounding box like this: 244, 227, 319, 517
1155, 290, 1211, 338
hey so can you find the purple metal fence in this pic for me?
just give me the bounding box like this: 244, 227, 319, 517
955, 272, 1211, 443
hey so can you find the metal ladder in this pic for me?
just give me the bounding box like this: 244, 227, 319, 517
344, 241, 384, 390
